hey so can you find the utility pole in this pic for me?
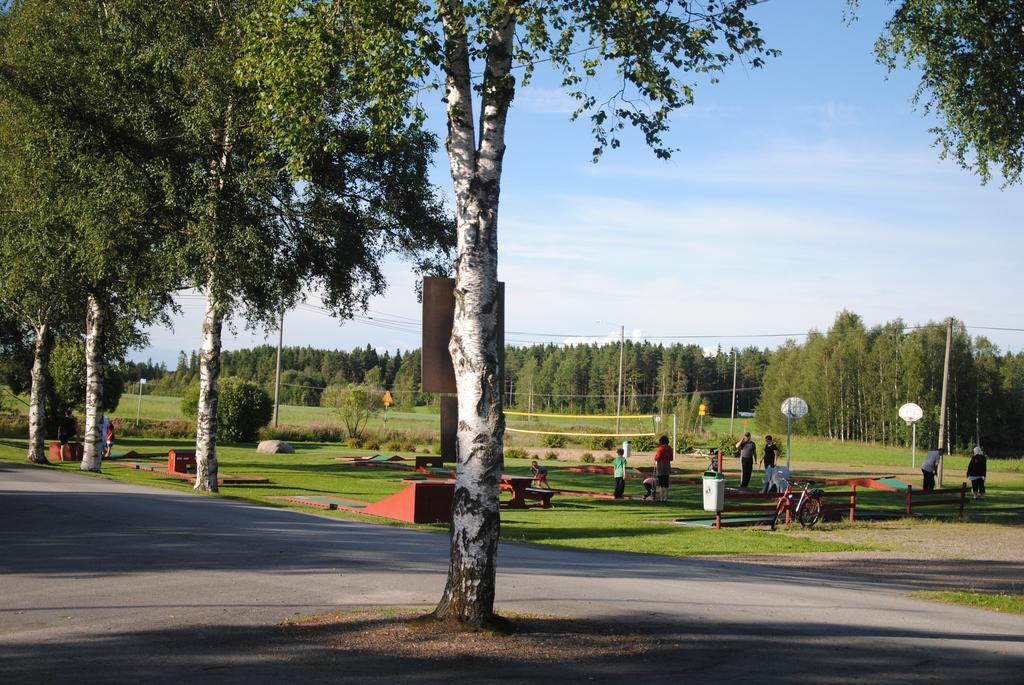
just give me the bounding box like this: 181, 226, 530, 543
729, 349, 738, 434
273, 309, 284, 427
616, 324, 624, 433
937, 318, 952, 486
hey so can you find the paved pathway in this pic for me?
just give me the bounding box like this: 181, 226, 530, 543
2, 463, 1022, 683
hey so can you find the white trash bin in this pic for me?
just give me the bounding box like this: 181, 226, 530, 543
702, 471, 725, 512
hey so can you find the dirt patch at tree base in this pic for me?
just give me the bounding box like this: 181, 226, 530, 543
282, 609, 659, 661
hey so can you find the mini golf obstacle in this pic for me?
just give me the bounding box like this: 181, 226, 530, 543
111, 449, 270, 485
48, 442, 83, 462
279, 480, 455, 524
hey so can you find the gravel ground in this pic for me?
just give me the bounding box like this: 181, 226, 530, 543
715, 521, 1024, 594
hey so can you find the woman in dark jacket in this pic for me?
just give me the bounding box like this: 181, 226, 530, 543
967, 446, 987, 498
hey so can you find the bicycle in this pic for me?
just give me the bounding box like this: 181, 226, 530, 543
770, 479, 825, 530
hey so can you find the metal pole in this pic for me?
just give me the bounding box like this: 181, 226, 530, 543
786, 413, 792, 470
729, 350, 738, 434
273, 309, 284, 427
672, 413, 677, 454
912, 421, 917, 470
615, 324, 624, 433
937, 318, 952, 487
135, 380, 143, 427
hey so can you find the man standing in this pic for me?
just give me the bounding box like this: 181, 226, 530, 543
761, 435, 780, 493
736, 432, 757, 488
921, 446, 943, 491
654, 436, 673, 502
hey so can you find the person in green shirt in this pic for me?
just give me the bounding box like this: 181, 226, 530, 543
613, 447, 627, 499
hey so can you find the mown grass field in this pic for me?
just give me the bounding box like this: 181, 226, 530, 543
3, 432, 1022, 559
108, 393, 440, 430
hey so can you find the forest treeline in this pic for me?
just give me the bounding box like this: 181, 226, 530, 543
127, 311, 1024, 453
756, 312, 1024, 454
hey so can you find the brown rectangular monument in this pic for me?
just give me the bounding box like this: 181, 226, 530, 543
422, 276, 504, 462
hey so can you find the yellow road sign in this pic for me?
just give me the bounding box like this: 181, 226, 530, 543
698, 404, 706, 416
382, 391, 393, 407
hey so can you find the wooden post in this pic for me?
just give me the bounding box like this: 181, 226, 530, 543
849, 484, 856, 524
716, 511, 721, 529
959, 482, 966, 521
906, 484, 913, 516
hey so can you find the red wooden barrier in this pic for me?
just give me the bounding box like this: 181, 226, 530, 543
168, 449, 197, 474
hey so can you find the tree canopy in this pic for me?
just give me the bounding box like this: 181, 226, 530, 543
874, 0, 1024, 185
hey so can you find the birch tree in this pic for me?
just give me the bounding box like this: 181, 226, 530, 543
154, 0, 453, 492
0, 102, 83, 463
245, 0, 776, 627
872, 0, 1024, 186
1, 0, 182, 471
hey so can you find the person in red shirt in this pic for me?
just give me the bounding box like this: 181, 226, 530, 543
654, 435, 673, 502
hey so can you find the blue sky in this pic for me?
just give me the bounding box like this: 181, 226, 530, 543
136, 1, 1024, 367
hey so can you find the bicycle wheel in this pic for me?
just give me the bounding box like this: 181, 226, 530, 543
770, 499, 786, 530
798, 498, 823, 527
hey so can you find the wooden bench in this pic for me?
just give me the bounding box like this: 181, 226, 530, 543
905, 483, 967, 520
524, 487, 556, 508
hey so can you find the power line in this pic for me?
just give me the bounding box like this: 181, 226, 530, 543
172, 294, 1024, 346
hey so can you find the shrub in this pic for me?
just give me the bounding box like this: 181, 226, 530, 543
530, 453, 541, 461
385, 441, 403, 452
584, 435, 613, 450
630, 435, 658, 452
580, 452, 593, 462
179, 378, 271, 443
715, 435, 740, 458
0, 413, 29, 438
118, 419, 195, 440
402, 442, 416, 452
259, 422, 345, 443
504, 447, 528, 460
179, 378, 272, 444
544, 450, 559, 460
541, 433, 568, 448
347, 437, 363, 448
219, 379, 273, 443
337, 384, 382, 439
365, 439, 381, 450
579, 453, 595, 463
600, 454, 614, 464
180, 384, 200, 418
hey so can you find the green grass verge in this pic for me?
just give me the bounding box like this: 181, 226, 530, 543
912, 591, 1024, 615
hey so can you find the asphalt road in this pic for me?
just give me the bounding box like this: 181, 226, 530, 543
2, 463, 1023, 684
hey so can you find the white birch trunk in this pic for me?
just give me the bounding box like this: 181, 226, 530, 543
433, 3, 515, 627
194, 281, 223, 492
81, 295, 104, 472
26, 322, 51, 464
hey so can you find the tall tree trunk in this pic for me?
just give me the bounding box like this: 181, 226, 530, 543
432, 2, 514, 628
26, 322, 52, 464
81, 295, 104, 472
194, 280, 223, 492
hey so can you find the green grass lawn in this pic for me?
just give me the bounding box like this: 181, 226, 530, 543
6, 431, 1019, 557
912, 591, 1024, 615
